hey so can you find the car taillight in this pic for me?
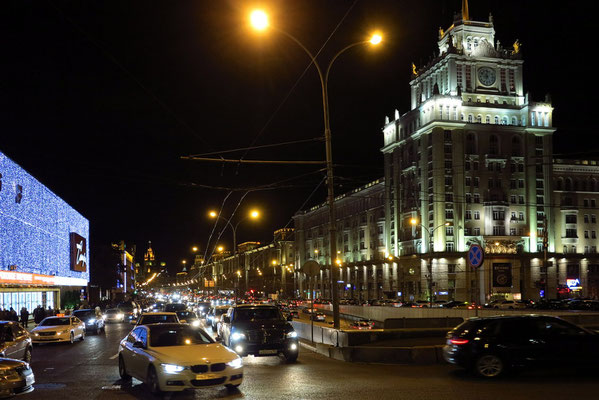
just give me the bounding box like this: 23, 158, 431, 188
450, 339, 469, 345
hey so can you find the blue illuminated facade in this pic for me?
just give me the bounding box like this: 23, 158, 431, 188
0, 150, 89, 283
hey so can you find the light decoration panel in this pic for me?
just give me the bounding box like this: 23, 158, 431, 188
0, 151, 89, 284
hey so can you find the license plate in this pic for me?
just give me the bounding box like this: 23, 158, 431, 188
258, 349, 278, 355
196, 374, 219, 380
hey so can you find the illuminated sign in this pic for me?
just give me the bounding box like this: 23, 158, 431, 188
70, 233, 87, 272
0, 270, 87, 286
566, 279, 582, 290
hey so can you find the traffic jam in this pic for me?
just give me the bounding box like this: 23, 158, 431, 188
0, 292, 315, 397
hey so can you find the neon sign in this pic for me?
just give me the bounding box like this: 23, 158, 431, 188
566, 279, 582, 290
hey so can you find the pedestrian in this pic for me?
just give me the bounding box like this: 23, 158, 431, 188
33, 305, 44, 324
9, 307, 17, 322
47, 306, 54, 317
20, 307, 29, 328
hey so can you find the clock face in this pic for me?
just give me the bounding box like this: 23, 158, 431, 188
478, 67, 496, 86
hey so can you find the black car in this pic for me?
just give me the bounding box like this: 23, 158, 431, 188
164, 303, 187, 313
72, 309, 105, 334
220, 304, 298, 363
443, 315, 599, 378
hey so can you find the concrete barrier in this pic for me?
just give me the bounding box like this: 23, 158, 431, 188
384, 317, 463, 329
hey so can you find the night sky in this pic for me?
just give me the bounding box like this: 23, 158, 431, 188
1, 1, 595, 276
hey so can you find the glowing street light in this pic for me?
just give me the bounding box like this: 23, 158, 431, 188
208, 209, 261, 256
250, 9, 268, 31
249, 9, 383, 330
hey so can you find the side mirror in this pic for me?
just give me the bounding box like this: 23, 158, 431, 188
180, 320, 187, 323
132, 341, 145, 349
222, 316, 230, 324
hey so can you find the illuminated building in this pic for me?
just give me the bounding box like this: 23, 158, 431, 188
0, 150, 89, 310
294, 2, 599, 301
196, 230, 294, 297
293, 180, 386, 299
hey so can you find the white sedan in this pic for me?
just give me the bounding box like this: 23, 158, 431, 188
118, 323, 243, 394
31, 316, 86, 344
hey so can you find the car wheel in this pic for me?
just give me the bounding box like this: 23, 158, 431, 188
225, 383, 241, 390
23, 347, 32, 364
475, 354, 504, 378
118, 355, 131, 381
70, 332, 75, 344
283, 351, 298, 363
147, 365, 162, 395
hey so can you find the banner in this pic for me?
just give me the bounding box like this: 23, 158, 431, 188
492, 263, 512, 287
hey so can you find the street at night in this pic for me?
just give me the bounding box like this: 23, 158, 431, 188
3, 0, 599, 398
19, 320, 599, 400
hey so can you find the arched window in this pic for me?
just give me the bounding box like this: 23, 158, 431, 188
511, 136, 522, 156
592, 179, 598, 192
512, 117, 518, 125
485, 115, 491, 124
494, 116, 499, 124
556, 178, 563, 191
489, 135, 499, 155
468, 114, 473, 123
476, 115, 482, 123
502, 117, 508, 125
565, 178, 572, 191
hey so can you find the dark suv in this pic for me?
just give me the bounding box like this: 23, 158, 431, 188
444, 315, 599, 378
220, 304, 298, 363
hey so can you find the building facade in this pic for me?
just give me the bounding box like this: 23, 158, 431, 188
293, 180, 386, 300
0, 150, 89, 310
193, 229, 295, 298
292, 3, 599, 303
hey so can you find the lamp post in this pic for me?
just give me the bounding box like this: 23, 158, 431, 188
410, 218, 451, 308
209, 209, 260, 256
250, 10, 382, 329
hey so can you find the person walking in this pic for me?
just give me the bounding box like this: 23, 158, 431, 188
33, 305, 43, 324
9, 307, 17, 322
20, 307, 29, 328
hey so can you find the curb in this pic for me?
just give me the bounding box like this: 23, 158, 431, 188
299, 339, 447, 365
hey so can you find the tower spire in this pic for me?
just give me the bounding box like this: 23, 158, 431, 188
462, 0, 470, 21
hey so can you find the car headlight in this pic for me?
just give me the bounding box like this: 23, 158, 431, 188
161, 363, 185, 373
231, 332, 246, 341
87, 319, 96, 325
226, 358, 243, 369
286, 331, 298, 339
117, 313, 124, 319
191, 320, 200, 327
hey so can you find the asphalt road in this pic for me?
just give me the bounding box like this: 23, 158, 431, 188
21, 321, 599, 400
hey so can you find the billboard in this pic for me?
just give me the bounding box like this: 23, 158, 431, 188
492, 263, 512, 287
0, 151, 89, 285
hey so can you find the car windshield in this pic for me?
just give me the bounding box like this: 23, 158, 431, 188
214, 309, 228, 316
40, 317, 70, 326
149, 326, 213, 347
176, 312, 197, 319
106, 309, 119, 314
234, 307, 281, 321
140, 315, 178, 324
73, 311, 94, 319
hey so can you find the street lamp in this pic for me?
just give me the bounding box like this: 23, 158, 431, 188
208, 209, 260, 256
410, 218, 451, 307
250, 9, 382, 329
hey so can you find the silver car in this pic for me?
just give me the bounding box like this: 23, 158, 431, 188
0, 322, 32, 363
0, 358, 34, 398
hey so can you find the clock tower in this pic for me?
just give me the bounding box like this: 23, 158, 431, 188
381, 0, 555, 302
